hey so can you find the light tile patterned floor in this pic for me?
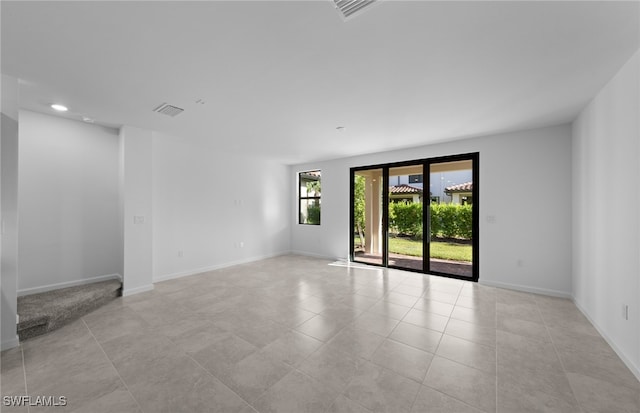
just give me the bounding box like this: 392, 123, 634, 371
2, 255, 639, 413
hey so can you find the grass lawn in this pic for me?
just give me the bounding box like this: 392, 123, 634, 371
388, 237, 472, 262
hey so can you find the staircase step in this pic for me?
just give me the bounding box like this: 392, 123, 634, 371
17, 279, 122, 341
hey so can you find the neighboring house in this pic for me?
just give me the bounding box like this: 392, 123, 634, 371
389, 174, 423, 190
391, 170, 472, 204
430, 170, 472, 204
389, 184, 422, 203
445, 181, 473, 205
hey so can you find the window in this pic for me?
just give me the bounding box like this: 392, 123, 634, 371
299, 170, 321, 225
409, 174, 423, 184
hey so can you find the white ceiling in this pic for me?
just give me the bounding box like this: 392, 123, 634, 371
2, 1, 639, 164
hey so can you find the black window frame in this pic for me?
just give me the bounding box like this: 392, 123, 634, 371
298, 170, 321, 225
349, 152, 479, 282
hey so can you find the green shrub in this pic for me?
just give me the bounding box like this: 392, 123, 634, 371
430, 204, 442, 237
456, 204, 473, 239
389, 202, 422, 237
307, 203, 321, 224
439, 204, 458, 238
429, 203, 472, 239
364, 198, 472, 240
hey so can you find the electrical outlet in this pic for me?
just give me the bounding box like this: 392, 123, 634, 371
239, 241, 244, 248
178, 250, 184, 258
622, 304, 629, 320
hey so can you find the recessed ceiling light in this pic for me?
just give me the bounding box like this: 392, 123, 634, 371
51, 104, 68, 112
82, 116, 94, 123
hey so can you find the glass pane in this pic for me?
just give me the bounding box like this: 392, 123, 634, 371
353, 169, 383, 266
300, 199, 321, 225
429, 160, 473, 277
388, 165, 423, 271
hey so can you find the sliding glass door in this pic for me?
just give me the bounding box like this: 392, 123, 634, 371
428, 158, 475, 278
352, 168, 384, 266
350, 153, 478, 281
388, 165, 424, 271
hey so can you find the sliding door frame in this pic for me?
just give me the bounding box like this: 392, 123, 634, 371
350, 152, 479, 282
424, 153, 479, 281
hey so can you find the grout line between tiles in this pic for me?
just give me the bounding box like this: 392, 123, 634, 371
82, 318, 145, 413
194, 355, 256, 411
291, 366, 363, 413
421, 357, 493, 412
417, 288, 491, 413
20, 346, 30, 413
406, 370, 424, 413
180, 339, 261, 412
535, 299, 585, 413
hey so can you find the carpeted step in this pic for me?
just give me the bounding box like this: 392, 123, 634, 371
17, 279, 122, 341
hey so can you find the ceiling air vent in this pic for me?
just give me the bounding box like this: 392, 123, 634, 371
152, 103, 184, 117
333, 0, 377, 19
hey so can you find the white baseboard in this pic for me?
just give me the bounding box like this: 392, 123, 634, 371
122, 284, 154, 297
572, 297, 640, 382
478, 279, 572, 298
153, 251, 290, 283
17, 273, 122, 297
289, 250, 340, 261
1, 335, 20, 351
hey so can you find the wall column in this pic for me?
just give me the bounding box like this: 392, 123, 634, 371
1, 74, 20, 350
364, 172, 382, 255
120, 126, 154, 296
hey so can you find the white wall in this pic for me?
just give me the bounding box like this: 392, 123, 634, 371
17, 111, 121, 294
120, 126, 153, 295
291, 124, 573, 296
152, 133, 291, 281
1, 74, 20, 350
572, 50, 639, 378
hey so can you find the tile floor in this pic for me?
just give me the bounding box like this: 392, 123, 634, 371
1, 255, 639, 413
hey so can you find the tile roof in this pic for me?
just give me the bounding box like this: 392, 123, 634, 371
445, 181, 473, 192
389, 184, 422, 194
300, 170, 321, 180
